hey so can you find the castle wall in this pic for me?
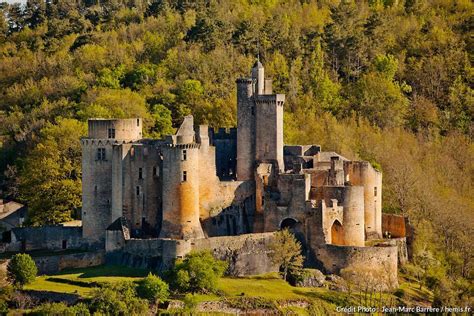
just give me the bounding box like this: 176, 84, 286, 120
313, 244, 398, 290
33, 251, 105, 275
263, 173, 310, 232
7, 226, 84, 252
1, 251, 105, 276
106, 233, 278, 276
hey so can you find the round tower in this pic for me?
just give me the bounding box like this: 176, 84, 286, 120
342, 186, 365, 247
252, 61, 265, 95
160, 141, 204, 240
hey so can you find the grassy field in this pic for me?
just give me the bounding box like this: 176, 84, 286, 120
24, 265, 148, 297
23, 265, 433, 311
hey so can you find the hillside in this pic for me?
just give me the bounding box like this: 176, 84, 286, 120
0, 0, 472, 308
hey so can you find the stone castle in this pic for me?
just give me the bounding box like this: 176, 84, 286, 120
78, 62, 405, 288
2, 62, 409, 287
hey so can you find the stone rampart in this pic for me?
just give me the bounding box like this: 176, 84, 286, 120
106, 232, 278, 276
313, 244, 398, 290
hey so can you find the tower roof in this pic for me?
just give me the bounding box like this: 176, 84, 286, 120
253, 60, 263, 68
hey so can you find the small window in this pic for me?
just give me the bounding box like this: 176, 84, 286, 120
138, 168, 143, 180
182, 149, 187, 161
137, 119, 140, 126
251, 107, 255, 115
62, 240, 67, 249
182, 171, 187, 182
97, 148, 106, 161
374, 187, 377, 197
108, 128, 115, 139
136, 186, 140, 196
153, 166, 159, 177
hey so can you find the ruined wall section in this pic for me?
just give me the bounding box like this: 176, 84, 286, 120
8, 226, 84, 252
264, 173, 311, 232
106, 232, 278, 276
313, 244, 398, 290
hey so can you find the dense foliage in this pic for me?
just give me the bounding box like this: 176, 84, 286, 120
136, 273, 169, 304
0, 0, 472, 306
7, 253, 37, 287
89, 281, 148, 315
169, 250, 227, 293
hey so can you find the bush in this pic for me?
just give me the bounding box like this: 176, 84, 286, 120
137, 273, 169, 304
31, 302, 90, 316
89, 281, 148, 315
168, 250, 227, 293
7, 254, 37, 287
183, 293, 198, 312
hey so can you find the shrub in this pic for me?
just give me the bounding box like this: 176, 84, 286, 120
89, 281, 148, 315
31, 302, 91, 315
268, 229, 304, 281
137, 273, 169, 304
169, 250, 227, 293
7, 254, 38, 287
183, 293, 198, 312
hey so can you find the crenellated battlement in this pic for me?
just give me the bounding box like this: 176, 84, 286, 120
210, 127, 237, 140
163, 143, 201, 149
80, 139, 138, 147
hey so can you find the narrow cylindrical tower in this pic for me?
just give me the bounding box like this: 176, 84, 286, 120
160, 142, 204, 240
236, 78, 255, 181
252, 61, 265, 95
342, 186, 365, 246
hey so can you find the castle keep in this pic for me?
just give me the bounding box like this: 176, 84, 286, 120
79, 62, 402, 288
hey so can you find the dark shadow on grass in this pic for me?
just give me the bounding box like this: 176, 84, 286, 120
52, 265, 149, 278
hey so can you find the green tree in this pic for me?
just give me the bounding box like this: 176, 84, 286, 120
137, 273, 169, 304
148, 104, 174, 138
269, 229, 304, 281
19, 119, 86, 226
347, 71, 409, 128
170, 250, 227, 293
7, 254, 37, 287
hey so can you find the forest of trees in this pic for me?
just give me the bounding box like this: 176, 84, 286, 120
0, 0, 472, 306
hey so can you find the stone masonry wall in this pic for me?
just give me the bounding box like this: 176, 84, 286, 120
7, 227, 84, 252
106, 233, 278, 276
313, 244, 398, 290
